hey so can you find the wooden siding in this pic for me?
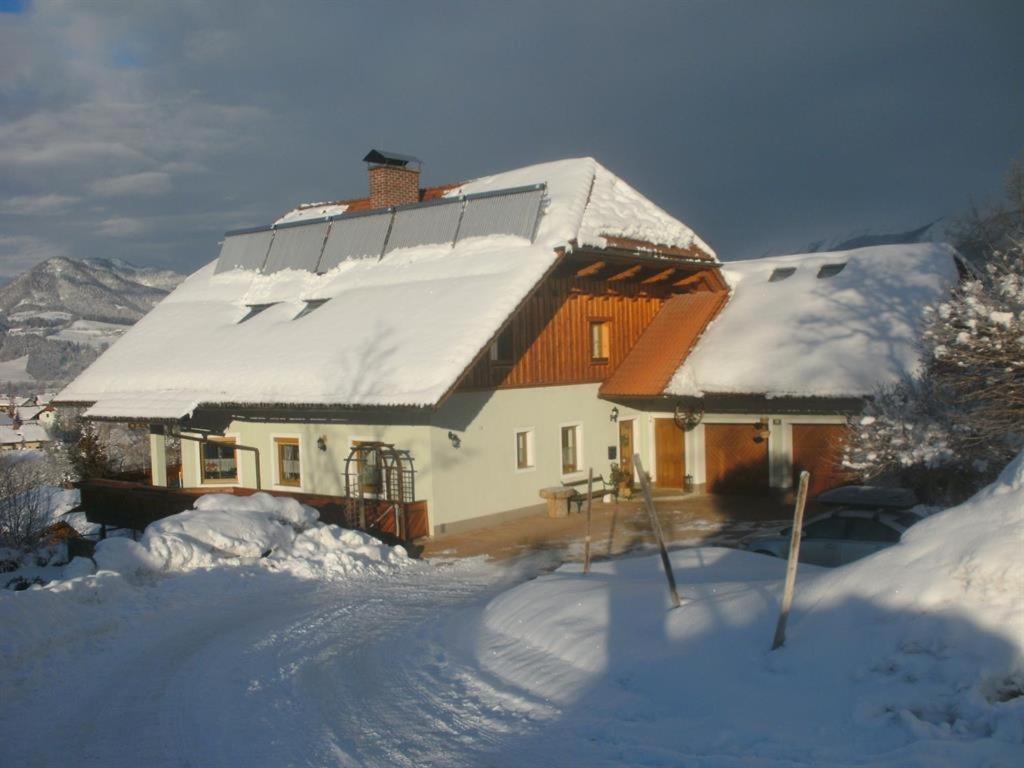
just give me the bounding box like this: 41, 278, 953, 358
459, 276, 667, 389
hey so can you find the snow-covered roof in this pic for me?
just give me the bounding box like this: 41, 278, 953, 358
58, 158, 714, 418
0, 424, 50, 445
665, 243, 960, 399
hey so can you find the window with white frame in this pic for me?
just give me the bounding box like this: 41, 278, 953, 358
514, 428, 534, 470
274, 437, 301, 487
560, 424, 581, 475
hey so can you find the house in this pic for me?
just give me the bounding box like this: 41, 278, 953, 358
55, 151, 958, 537
0, 423, 52, 451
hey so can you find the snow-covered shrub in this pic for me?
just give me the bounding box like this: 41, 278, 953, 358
846, 170, 1024, 500
0, 450, 73, 549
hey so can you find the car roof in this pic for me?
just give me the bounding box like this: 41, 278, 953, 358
816, 485, 919, 510
803, 507, 918, 532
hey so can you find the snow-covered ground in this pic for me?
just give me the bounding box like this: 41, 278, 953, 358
1, 461, 1022, 766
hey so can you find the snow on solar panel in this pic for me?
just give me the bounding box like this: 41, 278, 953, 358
456, 186, 544, 242
214, 229, 274, 274
317, 212, 392, 271
263, 221, 329, 274
385, 199, 463, 253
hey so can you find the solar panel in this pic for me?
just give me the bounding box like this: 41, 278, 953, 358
214, 228, 274, 273
318, 212, 392, 271
263, 220, 329, 274
385, 199, 463, 253
456, 186, 544, 242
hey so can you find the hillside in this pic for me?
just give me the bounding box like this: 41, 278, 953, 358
0, 257, 183, 387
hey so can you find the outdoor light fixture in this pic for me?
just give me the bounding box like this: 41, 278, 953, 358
610, 407, 619, 423
447, 431, 461, 449
753, 418, 771, 443
317, 435, 327, 452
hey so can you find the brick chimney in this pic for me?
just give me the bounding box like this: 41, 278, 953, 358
363, 149, 422, 209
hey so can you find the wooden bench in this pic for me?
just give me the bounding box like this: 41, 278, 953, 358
566, 474, 611, 514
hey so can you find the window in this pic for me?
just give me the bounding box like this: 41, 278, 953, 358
769, 267, 796, 282
238, 303, 278, 323
514, 428, 534, 470
200, 437, 237, 483
294, 298, 328, 319
275, 437, 301, 487
490, 325, 514, 364
846, 517, 901, 543
816, 263, 847, 279
560, 424, 580, 475
590, 320, 610, 361
803, 516, 850, 540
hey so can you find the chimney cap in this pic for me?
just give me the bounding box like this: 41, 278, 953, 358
363, 149, 422, 169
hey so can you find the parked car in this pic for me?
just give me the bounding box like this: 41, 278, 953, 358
740, 485, 923, 567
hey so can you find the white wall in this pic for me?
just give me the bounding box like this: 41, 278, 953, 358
428, 384, 647, 532
181, 419, 435, 518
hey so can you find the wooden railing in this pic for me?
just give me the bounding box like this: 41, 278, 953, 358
75, 478, 430, 542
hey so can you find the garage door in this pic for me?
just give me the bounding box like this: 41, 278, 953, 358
704, 423, 770, 494
792, 424, 849, 498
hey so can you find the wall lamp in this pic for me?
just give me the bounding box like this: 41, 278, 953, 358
317, 435, 327, 452
447, 431, 461, 449
609, 407, 620, 423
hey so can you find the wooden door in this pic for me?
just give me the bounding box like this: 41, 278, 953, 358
792, 424, 849, 497
618, 420, 635, 482
654, 418, 685, 488
704, 423, 770, 494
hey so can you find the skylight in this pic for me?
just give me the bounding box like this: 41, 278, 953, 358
294, 299, 329, 320
238, 303, 278, 323
817, 263, 847, 279
769, 267, 796, 282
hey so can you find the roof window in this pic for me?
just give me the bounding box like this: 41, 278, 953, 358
294, 298, 329, 320
769, 267, 796, 282
238, 303, 278, 323
817, 263, 847, 279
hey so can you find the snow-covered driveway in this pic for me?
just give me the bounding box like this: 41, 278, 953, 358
2, 557, 541, 768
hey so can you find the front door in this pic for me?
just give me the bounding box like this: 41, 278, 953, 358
654, 418, 685, 487
618, 420, 635, 484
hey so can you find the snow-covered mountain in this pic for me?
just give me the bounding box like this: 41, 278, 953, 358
0, 258, 183, 386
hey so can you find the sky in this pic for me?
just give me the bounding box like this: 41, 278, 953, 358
0, 0, 1021, 278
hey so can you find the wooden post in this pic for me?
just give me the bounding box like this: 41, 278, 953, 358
583, 468, 593, 574
772, 470, 810, 650
633, 453, 682, 609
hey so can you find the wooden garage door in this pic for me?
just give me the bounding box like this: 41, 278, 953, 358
704, 423, 770, 494
654, 418, 685, 487
792, 424, 849, 498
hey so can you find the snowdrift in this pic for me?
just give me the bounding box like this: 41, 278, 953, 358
475, 454, 1024, 765
93, 492, 409, 580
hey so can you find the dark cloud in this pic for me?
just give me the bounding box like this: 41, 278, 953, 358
0, 0, 1021, 276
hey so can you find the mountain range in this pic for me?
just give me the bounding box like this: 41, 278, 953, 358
0, 258, 184, 389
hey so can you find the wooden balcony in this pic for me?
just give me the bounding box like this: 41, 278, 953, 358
75, 478, 430, 543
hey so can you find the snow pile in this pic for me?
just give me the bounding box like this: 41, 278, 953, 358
473, 453, 1024, 765
667, 242, 960, 397
94, 492, 408, 580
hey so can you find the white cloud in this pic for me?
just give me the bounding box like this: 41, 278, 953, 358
91, 171, 172, 197
0, 194, 80, 215
96, 217, 147, 237
0, 235, 67, 278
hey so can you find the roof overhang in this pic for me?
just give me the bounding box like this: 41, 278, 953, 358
81, 396, 201, 423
